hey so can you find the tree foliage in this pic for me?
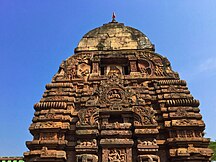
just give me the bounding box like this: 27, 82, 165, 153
209, 141, 216, 161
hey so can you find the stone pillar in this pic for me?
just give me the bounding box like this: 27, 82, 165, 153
91, 56, 100, 77
92, 62, 99, 74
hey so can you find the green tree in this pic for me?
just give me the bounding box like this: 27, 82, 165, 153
209, 141, 216, 161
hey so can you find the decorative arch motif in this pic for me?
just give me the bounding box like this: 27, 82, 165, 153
138, 59, 153, 76
136, 51, 179, 78
95, 75, 135, 107
133, 106, 157, 126
77, 108, 99, 126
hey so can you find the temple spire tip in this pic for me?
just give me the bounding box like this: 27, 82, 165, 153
112, 12, 116, 22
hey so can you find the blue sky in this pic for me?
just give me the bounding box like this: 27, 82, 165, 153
0, 0, 216, 156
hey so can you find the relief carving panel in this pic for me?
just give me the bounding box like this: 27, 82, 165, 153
108, 149, 126, 162
134, 106, 157, 126
77, 108, 99, 127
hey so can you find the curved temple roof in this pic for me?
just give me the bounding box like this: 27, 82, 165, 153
75, 21, 154, 52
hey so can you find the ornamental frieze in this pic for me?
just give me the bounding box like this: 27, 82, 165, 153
171, 119, 204, 127
76, 139, 97, 147
137, 139, 157, 147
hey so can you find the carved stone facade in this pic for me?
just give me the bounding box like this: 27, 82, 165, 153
24, 19, 212, 162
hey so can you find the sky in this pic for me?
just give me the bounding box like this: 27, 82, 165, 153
0, 0, 216, 156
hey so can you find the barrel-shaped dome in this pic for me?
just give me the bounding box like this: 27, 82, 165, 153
75, 21, 154, 52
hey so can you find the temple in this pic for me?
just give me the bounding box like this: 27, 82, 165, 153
24, 19, 213, 162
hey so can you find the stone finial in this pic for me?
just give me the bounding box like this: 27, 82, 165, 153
112, 12, 116, 22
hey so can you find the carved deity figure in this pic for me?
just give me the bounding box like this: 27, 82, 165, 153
108, 149, 126, 162
107, 89, 121, 100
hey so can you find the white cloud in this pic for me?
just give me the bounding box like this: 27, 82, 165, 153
180, 57, 216, 82
199, 58, 216, 73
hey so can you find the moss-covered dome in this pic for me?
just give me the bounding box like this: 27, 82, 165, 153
75, 21, 154, 52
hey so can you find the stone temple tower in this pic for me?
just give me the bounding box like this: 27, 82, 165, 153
24, 18, 213, 162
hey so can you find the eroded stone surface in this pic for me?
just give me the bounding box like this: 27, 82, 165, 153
24, 20, 212, 162
76, 21, 154, 52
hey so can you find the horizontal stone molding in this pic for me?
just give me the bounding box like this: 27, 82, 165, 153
167, 107, 200, 112
169, 147, 213, 157
157, 79, 186, 86
134, 128, 159, 134
33, 115, 72, 122
100, 138, 134, 146
34, 109, 72, 116
34, 102, 67, 110
30, 122, 70, 130
101, 130, 132, 136
101, 123, 132, 130
166, 137, 210, 143
76, 129, 99, 135
169, 112, 202, 119
166, 119, 205, 127
166, 99, 199, 107
24, 148, 66, 159
46, 83, 73, 89
26, 140, 68, 146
